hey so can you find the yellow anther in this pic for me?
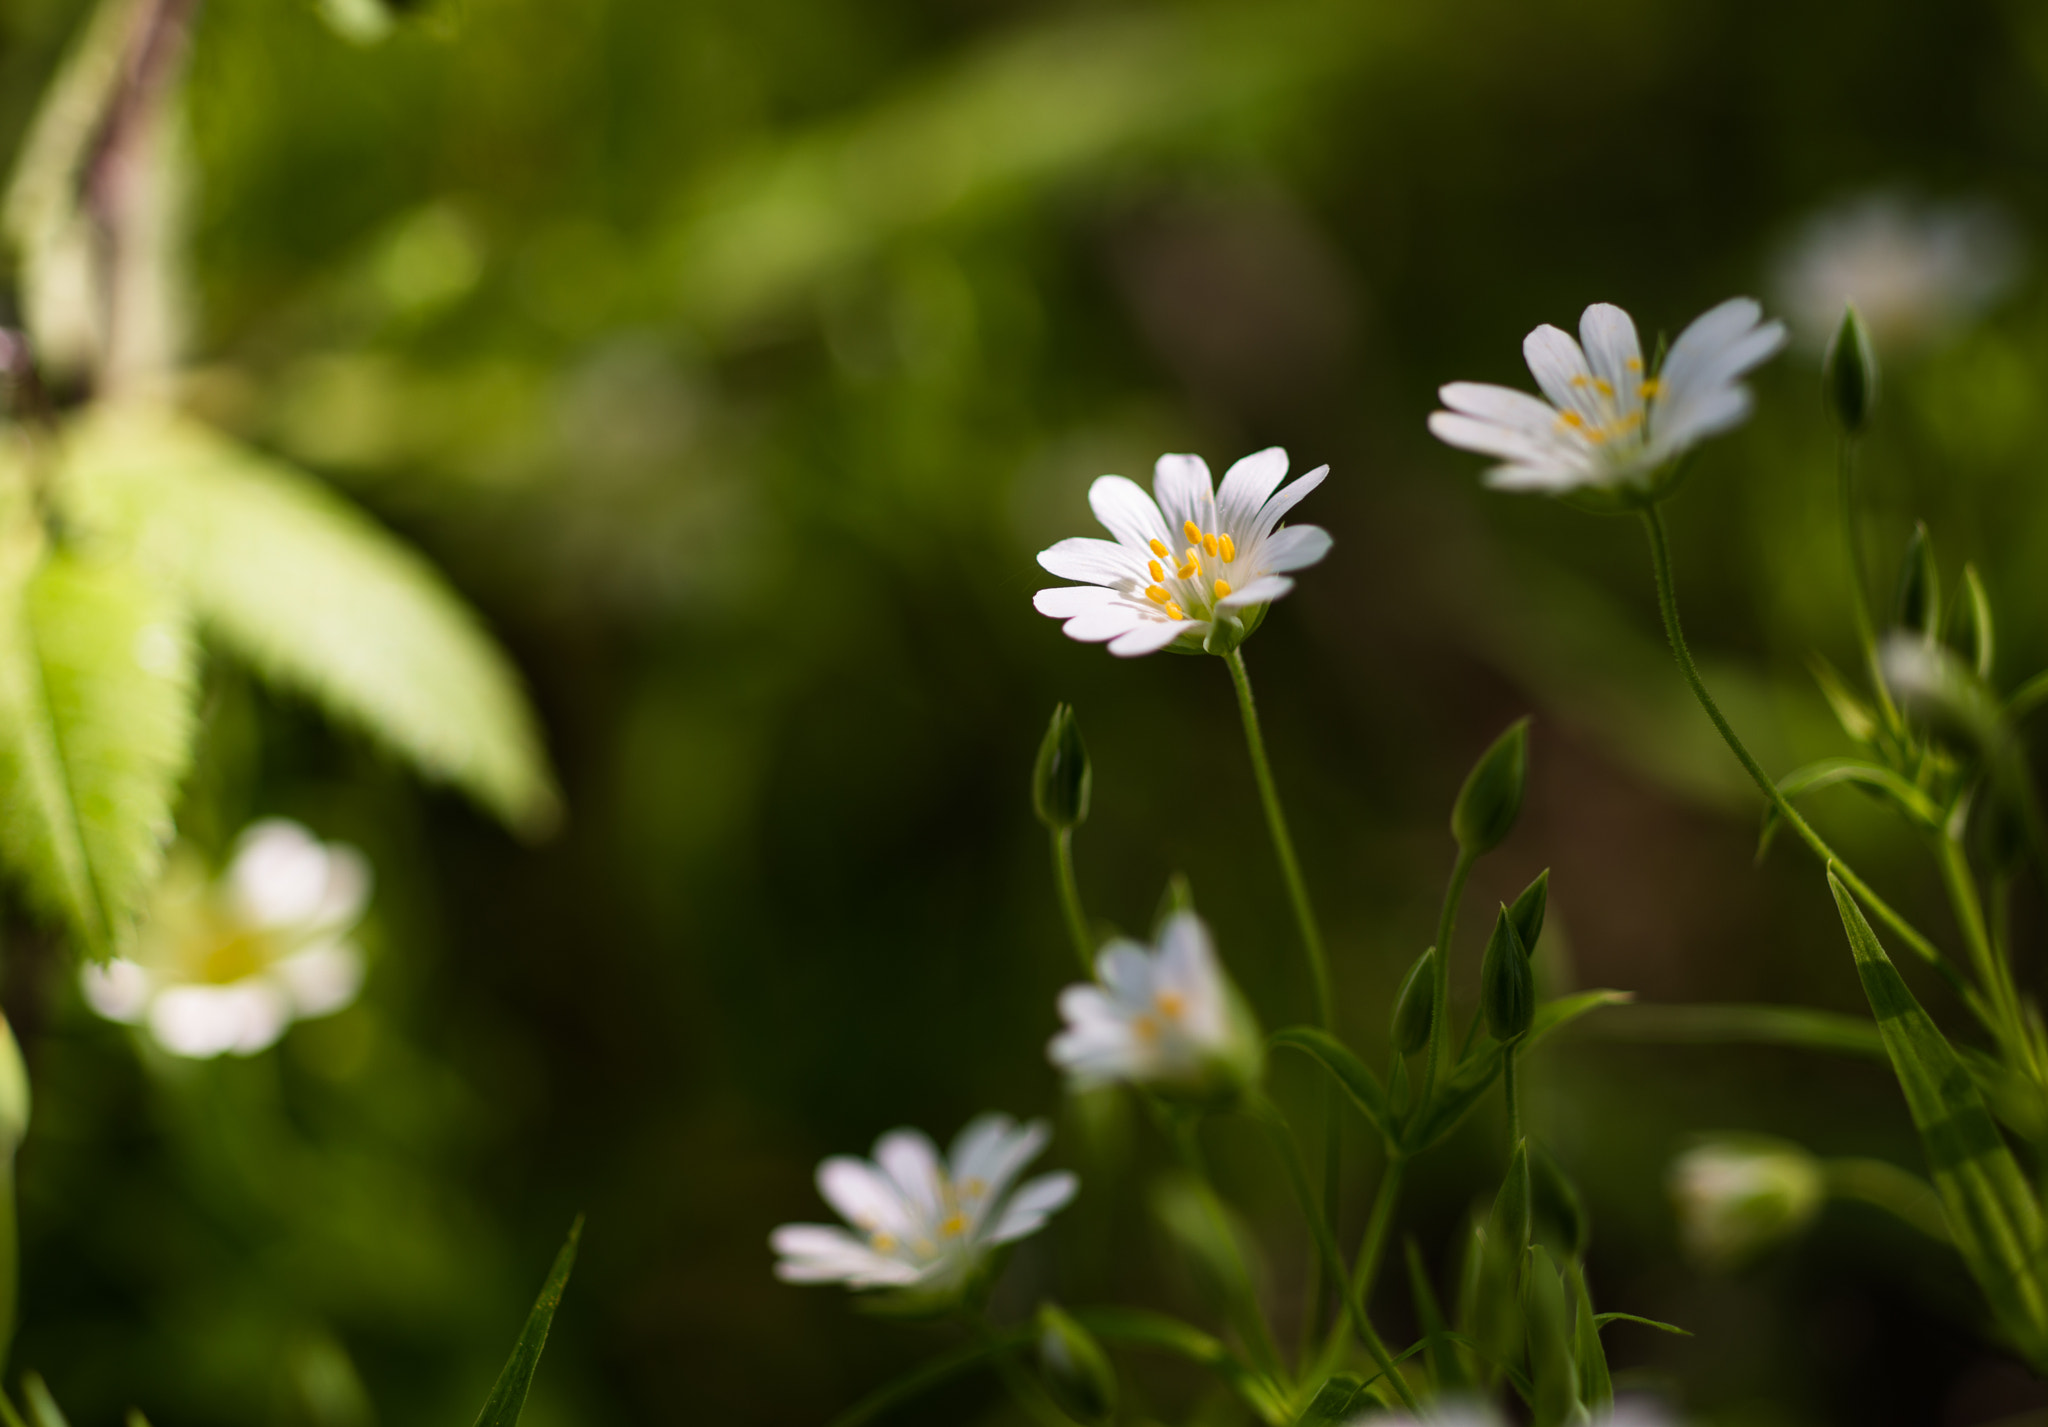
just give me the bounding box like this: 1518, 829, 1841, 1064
1639, 377, 1662, 399
871, 1232, 897, 1252
1157, 990, 1186, 1020
940, 1213, 967, 1237
1186, 545, 1202, 566
1177, 561, 1197, 580
1183, 519, 1202, 542
1149, 559, 1165, 582
1626, 356, 1643, 371
1214, 578, 1232, 599
913, 1238, 935, 1257
1570, 374, 1589, 387
1219, 534, 1236, 563
1592, 377, 1614, 397
1150, 539, 1171, 559
1165, 601, 1186, 620
1202, 533, 1219, 557
964, 1178, 987, 1198
1133, 1014, 1159, 1041
1558, 410, 1585, 429
1147, 585, 1170, 604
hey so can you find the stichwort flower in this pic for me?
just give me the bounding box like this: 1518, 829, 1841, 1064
1668, 1135, 1823, 1270
1429, 299, 1785, 496
1049, 910, 1262, 1100
771, 1114, 1077, 1301
1033, 448, 1330, 657
81, 818, 371, 1059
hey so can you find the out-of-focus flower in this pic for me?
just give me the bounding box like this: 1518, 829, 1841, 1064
1668, 1135, 1823, 1269
1773, 192, 2021, 352
770, 1115, 1077, 1301
81, 819, 371, 1059
1033, 448, 1330, 657
1430, 299, 1785, 495
1049, 910, 1262, 1100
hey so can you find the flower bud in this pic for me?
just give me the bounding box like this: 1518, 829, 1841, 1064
1521, 1245, 1583, 1427
1486, 1138, 1532, 1268
1036, 1304, 1117, 1425
1452, 718, 1530, 856
1531, 1143, 1589, 1261
1668, 1135, 1823, 1270
1480, 906, 1534, 1042
1824, 303, 1879, 435
1390, 947, 1435, 1056
1032, 704, 1092, 831
1948, 563, 1995, 681
1892, 522, 1938, 638
1507, 868, 1549, 957
0, 1009, 26, 1156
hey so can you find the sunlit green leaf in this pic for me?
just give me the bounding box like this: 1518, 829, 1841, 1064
471, 1216, 582, 1427
59, 407, 559, 838
1291, 1373, 1366, 1426
19, 1376, 67, 1427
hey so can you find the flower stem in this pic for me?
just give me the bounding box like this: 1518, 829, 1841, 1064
1640, 505, 1947, 972
966, 1313, 1077, 1427
1420, 848, 1477, 1117
1318, 1153, 1407, 1364
1169, 1115, 1289, 1390
1837, 436, 1905, 737
1050, 828, 1095, 976
1934, 831, 2043, 1082
1502, 1039, 1521, 1149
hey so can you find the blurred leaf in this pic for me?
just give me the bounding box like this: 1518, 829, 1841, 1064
1149, 1172, 1263, 1318
1291, 1373, 1366, 1426
1591, 1002, 1886, 1059
0, 532, 195, 958
59, 407, 559, 837
1761, 759, 1942, 861
1829, 871, 2048, 1366
471, 1216, 582, 1427
1591, 1312, 1693, 1336
1522, 1246, 1580, 1427
1568, 1262, 1611, 1411
20, 1377, 67, 1427
1405, 1237, 1469, 1394
1269, 1027, 1391, 1139
1069, 1307, 1288, 1424
824, 1331, 1028, 1427
1406, 991, 1630, 1151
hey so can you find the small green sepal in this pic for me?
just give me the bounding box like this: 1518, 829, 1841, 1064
1824, 303, 1879, 435
1508, 868, 1550, 957
1453, 717, 1530, 855
1390, 947, 1435, 1056
1481, 906, 1535, 1041
1949, 563, 1995, 681
1035, 1303, 1118, 1425
1893, 522, 1938, 638
1032, 703, 1092, 831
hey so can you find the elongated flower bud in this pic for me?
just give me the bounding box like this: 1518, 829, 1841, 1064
1893, 522, 1938, 637
1032, 704, 1092, 831
1825, 303, 1879, 435
1522, 1245, 1585, 1427
1481, 906, 1535, 1041
1531, 1143, 1589, 1260
1507, 868, 1549, 957
1452, 718, 1530, 855
1390, 948, 1435, 1056
0, 1010, 26, 1156
1036, 1304, 1117, 1425
1948, 562, 1994, 681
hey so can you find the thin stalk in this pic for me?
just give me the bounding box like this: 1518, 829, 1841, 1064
1640, 506, 1949, 976
1050, 828, 1094, 975
1935, 832, 2043, 1082
1221, 648, 1341, 1347
1823, 1157, 1953, 1245
1317, 1153, 1408, 1363
1421, 848, 1478, 1115
1502, 1040, 1522, 1148
968, 1314, 1077, 1427
1170, 1117, 1289, 1390
1837, 437, 1904, 736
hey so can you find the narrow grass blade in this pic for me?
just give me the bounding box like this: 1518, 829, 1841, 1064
1591, 1002, 1885, 1059
471, 1216, 583, 1427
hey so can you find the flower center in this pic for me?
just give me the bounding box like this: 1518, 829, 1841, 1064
1555, 363, 1660, 449
1141, 520, 1238, 622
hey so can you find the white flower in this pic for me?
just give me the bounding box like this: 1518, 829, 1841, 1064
1033, 448, 1330, 657
1668, 1135, 1822, 1269
1773, 192, 2021, 352
770, 1114, 1077, 1300
1049, 911, 1262, 1099
81, 818, 372, 1059
1429, 299, 1786, 494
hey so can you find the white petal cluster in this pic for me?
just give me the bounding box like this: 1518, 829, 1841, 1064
1773, 192, 2020, 352
1668, 1136, 1822, 1270
1034, 448, 1330, 657
771, 1114, 1077, 1300
81, 819, 372, 1059
1049, 911, 1261, 1098
1429, 299, 1785, 494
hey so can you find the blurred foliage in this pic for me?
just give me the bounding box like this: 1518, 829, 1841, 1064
0, 0, 2047, 1422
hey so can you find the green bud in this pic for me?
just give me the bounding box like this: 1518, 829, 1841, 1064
1667, 1135, 1822, 1270
0, 1008, 27, 1156
1036, 1304, 1117, 1425
1530, 1143, 1589, 1260
1390, 947, 1435, 1056
1824, 303, 1879, 435
1452, 717, 1530, 855
1032, 704, 1092, 831
1507, 868, 1549, 957
1521, 1245, 1584, 1427
1480, 906, 1535, 1042
1948, 563, 1995, 681
1152, 872, 1196, 932
1893, 522, 1938, 637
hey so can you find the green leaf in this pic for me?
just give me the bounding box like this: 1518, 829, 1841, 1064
1522, 1246, 1582, 1427
1069, 1307, 1288, 1425
1828, 870, 2048, 1365
1404, 1237, 1469, 1394
0, 538, 195, 959
1269, 1027, 1391, 1139
824, 1331, 1029, 1427
1590, 1001, 1886, 1059
20, 1376, 67, 1427
1765, 759, 1943, 854
1404, 991, 1630, 1152
1291, 1373, 1367, 1427
471, 1215, 582, 1427
1568, 1262, 1612, 1411
59, 408, 560, 838
1591, 1312, 1693, 1336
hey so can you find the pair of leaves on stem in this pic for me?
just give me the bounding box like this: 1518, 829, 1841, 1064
0, 406, 559, 959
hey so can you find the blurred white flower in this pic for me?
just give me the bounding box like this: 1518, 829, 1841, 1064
1049, 911, 1262, 1099
1033, 447, 1330, 657
1773, 192, 2021, 352
1668, 1135, 1823, 1269
81, 819, 372, 1059
771, 1115, 1077, 1301
1430, 299, 1785, 494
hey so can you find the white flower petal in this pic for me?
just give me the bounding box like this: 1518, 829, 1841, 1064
1256, 525, 1331, 574
1482, 461, 1597, 492
818, 1157, 915, 1236
1151, 454, 1217, 537
1656, 297, 1767, 399
316, 845, 373, 927
1655, 384, 1755, 454
1216, 575, 1294, 612
965, 1119, 1051, 1207
1036, 537, 1146, 588
1087, 475, 1171, 551
1032, 585, 1123, 618
1096, 944, 1156, 1002
1058, 602, 1150, 644
1215, 447, 1289, 535
1438, 382, 1566, 437
948, 1114, 1019, 1188
149, 984, 289, 1059
1107, 620, 1190, 657
1428, 411, 1569, 466
1242, 465, 1327, 548
771, 1224, 918, 1285
874, 1129, 945, 1218
1522, 323, 1595, 416
229, 820, 333, 927
989, 1170, 1079, 1244
275, 942, 364, 1018
81, 959, 153, 1023
1579, 303, 1645, 411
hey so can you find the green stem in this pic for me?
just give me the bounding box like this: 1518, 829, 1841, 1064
1317, 1153, 1408, 1365
1640, 506, 1947, 973
968, 1315, 1077, 1427
1170, 1116, 1289, 1390
1503, 1039, 1521, 1148
1823, 1157, 1952, 1244
1421, 849, 1477, 1117
1838, 436, 1905, 737
1935, 831, 2042, 1082
1050, 828, 1094, 976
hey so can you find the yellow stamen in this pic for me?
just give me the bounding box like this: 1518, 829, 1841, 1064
1149, 559, 1165, 582
1183, 519, 1202, 543
1202, 533, 1219, 557
1177, 561, 1197, 580
1639, 377, 1662, 398
1626, 356, 1643, 371
964, 1178, 987, 1198
1220, 534, 1236, 563
1592, 377, 1614, 396
914, 1238, 934, 1256
1150, 538, 1171, 559
1165, 601, 1185, 620
1213, 578, 1232, 599
1186, 546, 1201, 567
1570, 374, 1589, 387
1146, 585, 1170, 604
940, 1213, 967, 1237
1557, 410, 1585, 429
1157, 990, 1186, 1020
1133, 1014, 1159, 1041
871, 1232, 897, 1252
